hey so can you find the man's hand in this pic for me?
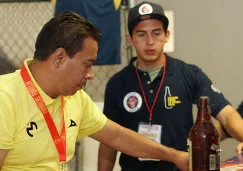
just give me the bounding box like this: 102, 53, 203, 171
173, 151, 189, 171
236, 142, 243, 154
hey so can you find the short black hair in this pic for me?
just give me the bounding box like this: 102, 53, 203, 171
34, 11, 102, 61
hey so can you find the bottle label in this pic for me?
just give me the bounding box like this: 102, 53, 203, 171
187, 139, 192, 171
188, 139, 220, 171
209, 154, 216, 170
210, 144, 221, 170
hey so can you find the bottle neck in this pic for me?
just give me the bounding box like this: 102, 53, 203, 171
196, 106, 212, 122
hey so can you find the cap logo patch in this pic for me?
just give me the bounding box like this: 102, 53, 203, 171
123, 92, 142, 113
139, 3, 153, 15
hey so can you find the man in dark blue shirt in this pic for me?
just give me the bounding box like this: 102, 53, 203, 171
237, 102, 243, 115
218, 102, 243, 154
236, 102, 243, 153
98, 1, 243, 171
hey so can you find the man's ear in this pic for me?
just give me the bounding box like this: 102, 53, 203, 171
52, 48, 67, 68
164, 30, 170, 43
125, 34, 134, 46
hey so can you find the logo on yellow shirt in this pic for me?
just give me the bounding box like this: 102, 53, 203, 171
26, 122, 38, 137
69, 119, 77, 128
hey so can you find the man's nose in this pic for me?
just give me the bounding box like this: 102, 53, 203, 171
85, 68, 93, 80
146, 34, 154, 45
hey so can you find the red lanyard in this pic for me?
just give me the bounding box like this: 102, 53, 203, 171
135, 56, 166, 123
20, 64, 66, 162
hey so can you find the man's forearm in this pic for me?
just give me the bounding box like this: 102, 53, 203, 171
105, 121, 178, 162
121, 127, 177, 161
91, 119, 188, 171
92, 120, 178, 162
225, 119, 243, 142
217, 106, 243, 141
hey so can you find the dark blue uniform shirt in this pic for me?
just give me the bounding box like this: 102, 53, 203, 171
103, 55, 230, 171
237, 102, 243, 116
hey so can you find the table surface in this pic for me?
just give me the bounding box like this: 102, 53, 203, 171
220, 153, 243, 170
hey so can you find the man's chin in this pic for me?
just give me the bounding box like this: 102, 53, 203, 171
77, 85, 85, 92
67, 87, 83, 96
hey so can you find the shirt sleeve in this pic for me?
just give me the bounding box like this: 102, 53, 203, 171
77, 91, 107, 138
0, 90, 15, 149
237, 102, 243, 117
103, 77, 123, 124
187, 64, 230, 118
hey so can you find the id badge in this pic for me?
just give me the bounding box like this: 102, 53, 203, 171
138, 122, 162, 161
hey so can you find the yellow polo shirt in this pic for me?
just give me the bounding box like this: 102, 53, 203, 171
0, 58, 107, 171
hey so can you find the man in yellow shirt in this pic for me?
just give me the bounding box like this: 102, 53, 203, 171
0, 11, 188, 171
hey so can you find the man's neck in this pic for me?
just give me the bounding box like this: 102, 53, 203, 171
136, 54, 165, 70
28, 60, 58, 99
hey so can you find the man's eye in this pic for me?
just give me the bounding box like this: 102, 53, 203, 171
154, 31, 161, 36
138, 34, 145, 37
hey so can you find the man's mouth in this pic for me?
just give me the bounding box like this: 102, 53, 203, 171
145, 49, 155, 55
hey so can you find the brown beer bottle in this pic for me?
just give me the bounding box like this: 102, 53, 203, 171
188, 96, 220, 171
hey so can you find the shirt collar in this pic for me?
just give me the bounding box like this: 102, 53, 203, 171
129, 54, 175, 77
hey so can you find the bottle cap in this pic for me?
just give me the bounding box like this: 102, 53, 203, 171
199, 96, 209, 107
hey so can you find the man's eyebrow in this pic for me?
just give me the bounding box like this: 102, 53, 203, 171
135, 28, 162, 33
135, 30, 146, 33
88, 59, 96, 64
152, 28, 163, 32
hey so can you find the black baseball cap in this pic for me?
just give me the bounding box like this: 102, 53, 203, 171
128, 1, 169, 36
